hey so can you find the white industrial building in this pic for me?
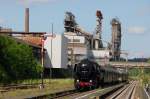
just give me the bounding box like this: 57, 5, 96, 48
87, 50, 110, 65
64, 32, 89, 65
43, 32, 111, 69
64, 32, 111, 65
44, 34, 68, 68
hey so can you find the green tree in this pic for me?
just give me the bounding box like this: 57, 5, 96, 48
0, 35, 42, 83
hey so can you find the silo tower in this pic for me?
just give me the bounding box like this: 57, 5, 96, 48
111, 18, 121, 61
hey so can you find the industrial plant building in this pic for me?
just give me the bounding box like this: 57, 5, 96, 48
0, 8, 122, 71
0, 27, 12, 32
64, 10, 122, 66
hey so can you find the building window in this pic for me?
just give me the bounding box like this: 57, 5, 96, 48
73, 39, 80, 42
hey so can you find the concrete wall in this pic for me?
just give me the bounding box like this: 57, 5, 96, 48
65, 35, 85, 44
44, 34, 68, 68
88, 50, 110, 58
61, 35, 68, 68
87, 50, 110, 65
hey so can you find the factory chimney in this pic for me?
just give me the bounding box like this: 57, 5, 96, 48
25, 8, 29, 32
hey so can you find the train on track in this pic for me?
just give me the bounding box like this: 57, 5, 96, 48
74, 59, 128, 90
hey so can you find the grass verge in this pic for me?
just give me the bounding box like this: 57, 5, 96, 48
0, 78, 74, 99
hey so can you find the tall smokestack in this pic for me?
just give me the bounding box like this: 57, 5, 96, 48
25, 8, 29, 32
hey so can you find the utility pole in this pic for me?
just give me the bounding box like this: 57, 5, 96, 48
141, 53, 144, 74
50, 23, 53, 80
125, 53, 128, 73
40, 35, 45, 89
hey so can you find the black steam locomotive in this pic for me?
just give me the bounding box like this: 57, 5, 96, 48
74, 59, 128, 90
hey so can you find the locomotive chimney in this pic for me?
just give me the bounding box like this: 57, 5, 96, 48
25, 8, 29, 32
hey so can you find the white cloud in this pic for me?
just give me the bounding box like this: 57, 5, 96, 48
128, 26, 147, 34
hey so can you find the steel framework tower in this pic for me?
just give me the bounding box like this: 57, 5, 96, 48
64, 12, 77, 32
94, 10, 103, 49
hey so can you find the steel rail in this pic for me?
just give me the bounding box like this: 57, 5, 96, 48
74, 83, 125, 99
107, 81, 136, 99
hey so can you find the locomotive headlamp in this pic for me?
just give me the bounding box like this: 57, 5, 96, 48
82, 64, 86, 67
89, 80, 92, 83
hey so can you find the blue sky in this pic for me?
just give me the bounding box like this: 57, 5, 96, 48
0, 0, 150, 58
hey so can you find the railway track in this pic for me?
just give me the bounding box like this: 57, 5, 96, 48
0, 83, 38, 91
25, 83, 125, 99
1, 83, 128, 99
144, 87, 150, 99
25, 89, 77, 99
50, 83, 126, 99
105, 81, 137, 99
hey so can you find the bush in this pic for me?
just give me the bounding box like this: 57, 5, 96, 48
129, 68, 150, 86
0, 35, 42, 83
